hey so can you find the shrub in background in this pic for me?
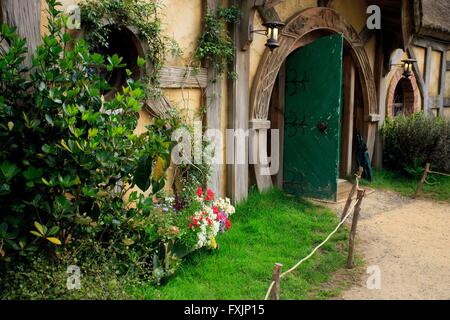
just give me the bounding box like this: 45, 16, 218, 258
382, 112, 450, 175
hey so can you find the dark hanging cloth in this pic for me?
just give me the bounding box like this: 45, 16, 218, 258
356, 132, 373, 182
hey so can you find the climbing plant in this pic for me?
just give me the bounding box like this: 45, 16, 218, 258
79, 0, 181, 94
195, 6, 240, 80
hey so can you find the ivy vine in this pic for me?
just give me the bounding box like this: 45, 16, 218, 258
78, 0, 181, 95
195, 6, 241, 80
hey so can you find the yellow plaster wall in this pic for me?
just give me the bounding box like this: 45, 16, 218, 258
276, 0, 318, 21
430, 50, 442, 96
328, 0, 367, 34
413, 46, 426, 79
443, 107, 450, 118
249, 11, 269, 91
161, 0, 203, 66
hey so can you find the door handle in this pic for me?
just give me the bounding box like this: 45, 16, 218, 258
316, 121, 328, 134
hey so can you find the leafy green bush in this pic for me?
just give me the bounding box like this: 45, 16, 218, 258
0, 0, 176, 263
0, 1, 234, 298
382, 112, 450, 175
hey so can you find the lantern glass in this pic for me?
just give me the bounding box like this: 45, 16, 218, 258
272, 27, 279, 41
401, 59, 416, 78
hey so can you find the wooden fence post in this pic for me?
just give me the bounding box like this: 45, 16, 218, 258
414, 163, 431, 199
347, 189, 365, 269
341, 167, 364, 221
270, 263, 283, 300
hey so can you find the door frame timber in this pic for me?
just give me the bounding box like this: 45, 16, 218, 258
249, 7, 379, 191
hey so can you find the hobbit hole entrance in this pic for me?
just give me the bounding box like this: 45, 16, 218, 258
95, 25, 145, 99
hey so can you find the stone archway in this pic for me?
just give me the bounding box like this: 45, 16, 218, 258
250, 7, 379, 191
386, 68, 420, 118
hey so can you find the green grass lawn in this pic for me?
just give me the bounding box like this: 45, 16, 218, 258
133, 188, 350, 300
363, 169, 450, 202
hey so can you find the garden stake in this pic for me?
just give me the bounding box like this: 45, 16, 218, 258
341, 167, 364, 222
414, 163, 431, 199
270, 263, 283, 300
347, 189, 365, 269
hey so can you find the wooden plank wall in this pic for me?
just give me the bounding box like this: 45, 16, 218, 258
1, 0, 41, 66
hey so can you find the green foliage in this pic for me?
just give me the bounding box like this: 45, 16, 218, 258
0, 0, 175, 265
79, 0, 181, 91
0, 2, 221, 297
382, 112, 450, 175
361, 169, 450, 202
136, 188, 350, 300
196, 6, 240, 79
0, 244, 145, 300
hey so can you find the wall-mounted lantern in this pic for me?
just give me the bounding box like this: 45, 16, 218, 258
391, 58, 417, 79
401, 59, 416, 79
239, 0, 285, 51
251, 21, 286, 51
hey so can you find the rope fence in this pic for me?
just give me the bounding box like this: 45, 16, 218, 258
415, 163, 450, 198
264, 167, 366, 300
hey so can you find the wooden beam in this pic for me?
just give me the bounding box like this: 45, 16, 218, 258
257, 5, 281, 22
407, 47, 426, 97
445, 98, 450, 107
228, 0, 249, 204
341, 55, 356, 177
413, 37, 448, 52
439, 51, 446, 115
204, 0, 223, 196
429, 96, 441, 110
359, 26, 376, 45
423, 46, 433, 115
159, 66, 208, 89
1, 0, 41, 66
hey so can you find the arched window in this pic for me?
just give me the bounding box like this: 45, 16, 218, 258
387, 68, 420, 118
393, 80, 405, 116
95, 25, 146, 100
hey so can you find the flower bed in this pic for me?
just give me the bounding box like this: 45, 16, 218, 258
149, 187, 235, 281
188, 187, 235, 250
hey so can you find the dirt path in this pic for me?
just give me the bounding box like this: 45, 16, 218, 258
324, 190, 450, 300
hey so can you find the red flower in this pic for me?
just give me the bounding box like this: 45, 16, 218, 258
212, 206, 219, 214
205, 189, 214, 201
206, 218, 212, 226
196, 187, 203, 197
225, 219, 232, 230
191, 217, 199, 227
